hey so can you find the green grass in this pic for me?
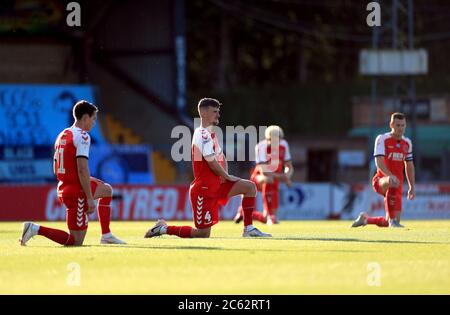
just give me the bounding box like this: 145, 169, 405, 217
1, 220, 449, 294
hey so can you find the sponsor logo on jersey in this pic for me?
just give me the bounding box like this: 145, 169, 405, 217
387, 152, 404, 161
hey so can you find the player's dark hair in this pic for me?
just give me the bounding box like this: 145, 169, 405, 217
198, 98, 221, 110
390, 112, 405, 122
73, 100, 98, 120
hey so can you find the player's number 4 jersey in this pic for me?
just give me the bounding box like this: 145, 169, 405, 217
190, 127, 223, 195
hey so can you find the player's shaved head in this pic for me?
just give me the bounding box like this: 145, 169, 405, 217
390, 112, 405, 123
73, 100, 98, 120
198, 98, 221, 112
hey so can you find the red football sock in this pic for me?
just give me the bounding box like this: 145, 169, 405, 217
268, 214, 278, 223
367, 217, 389, 227
384, 188, 398, 219
167, 226, 193, 238
252, 211, 267, 223
242, 196, 255, 227
38, 226, 75, 245
98, 197, 112, 234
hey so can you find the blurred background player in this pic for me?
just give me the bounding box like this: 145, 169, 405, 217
234, 125, 294, 225
20, 101, 126, 246
352, 112, 415, 228
144, 98, 271, 238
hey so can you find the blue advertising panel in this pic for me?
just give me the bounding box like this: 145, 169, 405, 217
0, 146, 53, 183
0, 84, 105, 146
0, 144, 154, 184
89, 145, 154, 185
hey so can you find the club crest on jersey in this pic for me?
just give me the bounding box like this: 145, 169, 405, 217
396, 143, 400, 148
402, 144, 409, 152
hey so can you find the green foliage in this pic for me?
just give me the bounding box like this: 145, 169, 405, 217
188, 81, 369, 136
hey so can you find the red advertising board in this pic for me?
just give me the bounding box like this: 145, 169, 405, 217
0, 185, 241, 221
2, 183, 449, 221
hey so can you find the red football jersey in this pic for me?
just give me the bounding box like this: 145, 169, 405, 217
251, 139, 292, 187
255, 139, 291, 174
53, 126, 91, 197
373, 132, 413, 182
190, 127, 222, 196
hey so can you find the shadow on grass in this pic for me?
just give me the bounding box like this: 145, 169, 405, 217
30, 244, 374, 253
267, 237, 448, 245
88, 243, 378, 253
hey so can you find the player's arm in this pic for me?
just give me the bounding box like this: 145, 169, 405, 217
375, 156, 399, 187
272, 161, 294, 187
283, 161, 294, 178
274, 141, 294, 184
255, 143, 275, 183
74, 132, 95, 213
271, 162, 294, 179
196, 131, 238, 182
283, 160, 294, 185
205, 154, 239, 182
77, 158, 95, 214
221, 152, 228, 173
374, 156, 393, 177
53, 151, 57, 176
373, 135, 399, 186
404, 139, 415, 200
405, 160, 415, 200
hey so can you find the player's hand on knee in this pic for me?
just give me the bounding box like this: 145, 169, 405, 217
389, 175, 399, 188
263, 175, 274, 184
86, 198, 96, 214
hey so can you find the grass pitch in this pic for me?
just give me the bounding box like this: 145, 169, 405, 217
1, 220, 449, 294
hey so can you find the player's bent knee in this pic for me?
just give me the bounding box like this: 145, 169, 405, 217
194, 228, 211, 238
104, 183, 113, 196
95, 183, 113, 199
246, 181, 257, 196
379, 178, 390, 191
70, 230, 86, 246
